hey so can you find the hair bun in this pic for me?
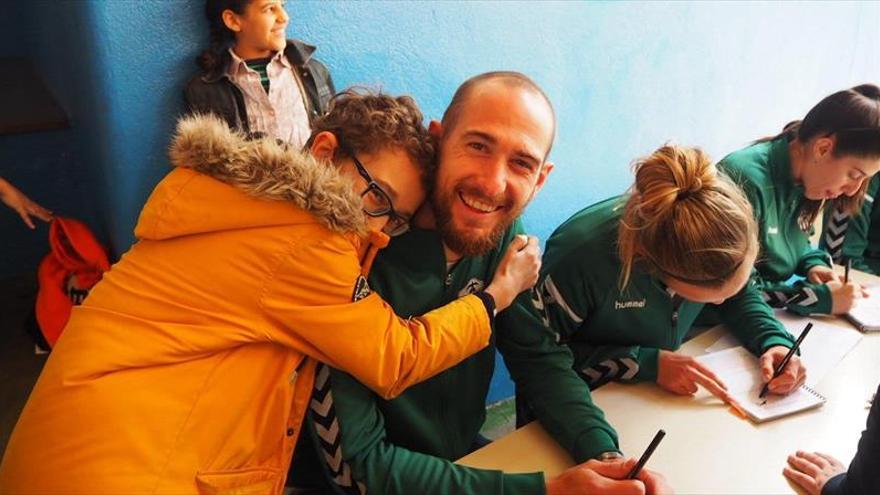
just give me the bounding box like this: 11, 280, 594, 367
617, 144, 757, 290
632, 145, 714, 221
677, 177, 703, 200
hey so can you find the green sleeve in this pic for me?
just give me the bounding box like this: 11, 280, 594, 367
796, 246, 832, 276
319, 368, 547, 495
497, 290, 620, 462
715, 279, 796, 354
564, 341, 661, 384
537, 257, 659, 384
753, 273, 833, 315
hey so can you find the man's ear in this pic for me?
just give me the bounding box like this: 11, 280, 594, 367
221, 9, 243, 33
428, 120, 443, 139
309, 131, 339, 161
533, 161, 554, 195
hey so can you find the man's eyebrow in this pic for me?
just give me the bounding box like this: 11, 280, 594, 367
461, 130, 497, 144
462, 130, 542, 162
514, 149, 541, 165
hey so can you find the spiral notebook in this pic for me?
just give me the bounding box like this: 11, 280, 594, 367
846, 296, 880, 332
697, 346, 826, 423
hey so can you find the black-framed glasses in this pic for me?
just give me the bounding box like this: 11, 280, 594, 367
345, 147, 411, 237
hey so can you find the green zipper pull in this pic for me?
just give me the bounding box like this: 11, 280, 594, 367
670, 294, 684, 330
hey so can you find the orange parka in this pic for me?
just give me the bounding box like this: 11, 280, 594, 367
0, 116, 491, 494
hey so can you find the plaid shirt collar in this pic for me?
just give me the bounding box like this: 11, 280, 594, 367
226, 47, 290, 78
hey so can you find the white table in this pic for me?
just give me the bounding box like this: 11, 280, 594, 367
459, 272, 880, 494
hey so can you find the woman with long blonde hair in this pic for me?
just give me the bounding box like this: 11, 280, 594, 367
518, 144, 807, 435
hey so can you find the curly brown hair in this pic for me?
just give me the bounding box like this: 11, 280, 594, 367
307, 88, 436, 190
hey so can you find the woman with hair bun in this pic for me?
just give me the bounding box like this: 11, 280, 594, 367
720, 84, 880, 316
520, 144, 806, 429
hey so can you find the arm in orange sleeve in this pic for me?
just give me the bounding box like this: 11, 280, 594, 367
259, 234, 491, 399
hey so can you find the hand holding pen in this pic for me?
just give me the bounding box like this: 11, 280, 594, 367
843, 258, 870, 298
828, 258, 869, 314
546, 456, 672, 495
759, 323, 812, 399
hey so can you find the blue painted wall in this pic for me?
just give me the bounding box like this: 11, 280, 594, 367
2, 1, 878, 402
0, 1, 106, 278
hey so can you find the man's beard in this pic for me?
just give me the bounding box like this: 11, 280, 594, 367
433, 186, 520, 258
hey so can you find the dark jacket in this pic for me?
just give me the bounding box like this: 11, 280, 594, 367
184, 39, 335, 134
822, 383, 880, 495
820, 175, 880, 275
289, 221, 618, 495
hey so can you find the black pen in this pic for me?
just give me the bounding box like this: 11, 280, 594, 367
626, 429, 666, 479
845, 258, 852, 284
758, 322, 813, 399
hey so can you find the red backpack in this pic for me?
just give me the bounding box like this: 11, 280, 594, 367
35, 217, 110, 347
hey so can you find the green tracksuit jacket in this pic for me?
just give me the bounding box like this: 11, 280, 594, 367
296, 221, 619, 495
820, 175, 880, 274
718, 137, 834, 315
535, 197, 796, 387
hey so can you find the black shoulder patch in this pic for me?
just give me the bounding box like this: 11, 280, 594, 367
457, 277, 485, 297
352, 275, 372, 302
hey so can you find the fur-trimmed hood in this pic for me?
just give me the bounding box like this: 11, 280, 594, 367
135, 114, 366, 241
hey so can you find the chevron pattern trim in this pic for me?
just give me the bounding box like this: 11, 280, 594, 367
530, 286, 556, 335
581, 357, 639, 389
305, 275, 375, 495
824, 207, 850, 262
763, 290, 788, 308
786, 286, 819, 307
309, 364, 365, 495
540, 276, 584, 324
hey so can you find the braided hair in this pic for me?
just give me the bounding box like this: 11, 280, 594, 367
196, 0, 250, 74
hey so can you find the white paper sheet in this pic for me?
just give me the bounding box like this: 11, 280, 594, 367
703, 310, 862, 387
697, 346, 826, 422
847, 289, 880, 331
